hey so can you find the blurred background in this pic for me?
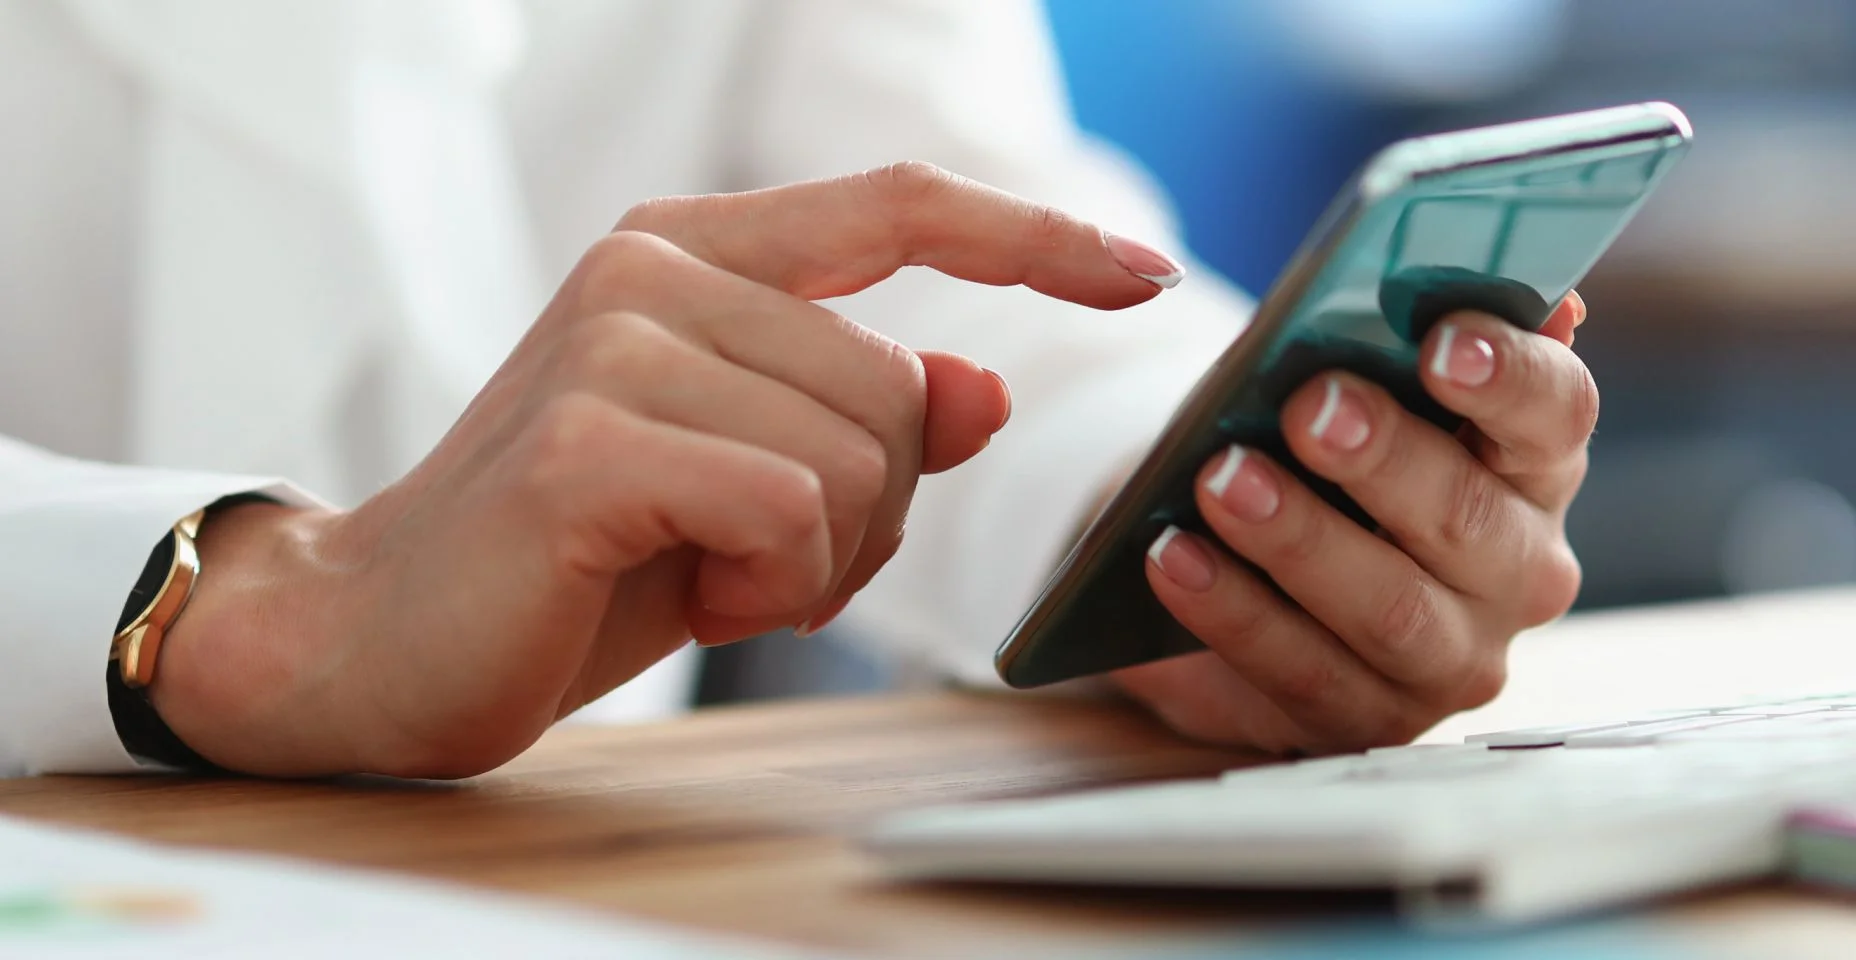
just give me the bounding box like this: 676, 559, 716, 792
702, 0, 1856, 704
14, 0, 1856, 710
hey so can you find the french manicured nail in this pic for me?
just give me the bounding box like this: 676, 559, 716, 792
1105, 234, 1185, 289
1205, 445, 1280, 522
984, 367, 1012, 431
1430, 323, 1495, 388
1148, 525, 1216, 592
795, 595, 852, 638
1308, 378, 1371, 451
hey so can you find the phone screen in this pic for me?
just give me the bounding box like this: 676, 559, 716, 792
996, 105, 1691, 688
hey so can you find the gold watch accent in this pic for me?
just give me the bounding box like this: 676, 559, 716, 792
109, 510, 206, 689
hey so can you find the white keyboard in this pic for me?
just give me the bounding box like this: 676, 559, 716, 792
864, 693, 1856, 926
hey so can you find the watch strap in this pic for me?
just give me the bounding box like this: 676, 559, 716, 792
106, 659, 220, 771
105, 494, 273, 772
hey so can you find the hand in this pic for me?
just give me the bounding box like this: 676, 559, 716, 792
153, 162, 1181, 778
1116, 294, 1593, 755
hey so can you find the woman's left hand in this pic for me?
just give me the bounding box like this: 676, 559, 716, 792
1115, 293, 1594, 754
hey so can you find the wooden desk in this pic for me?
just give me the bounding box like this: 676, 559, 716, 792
10, 593, 1856, 957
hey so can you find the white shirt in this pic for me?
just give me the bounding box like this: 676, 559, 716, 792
0, 0, 1249, 776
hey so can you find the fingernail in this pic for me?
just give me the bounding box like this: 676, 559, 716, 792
1429, 323, 1495, 388
1566, 290, 1588, 327
795, 595, 852, 638
1105, 234, 1185, 289
1205, 445, 1280, 522
984, 367, 1012, 431
1308, 378, 1371, 451
1147, 525, 1216, 592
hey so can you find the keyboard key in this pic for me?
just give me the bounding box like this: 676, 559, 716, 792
1665, 720, 1828, 742
1788, 693, 1856, 704
1719, 704, 1840, 717
1365, 743, 1490, 760
1665, 714, 1856, 741
1467, 719, 1637, 748
1564, 715, 1759, 748
1757, 694, 1856, 710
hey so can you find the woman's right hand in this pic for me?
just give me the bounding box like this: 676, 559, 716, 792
151, 163, 1183, 778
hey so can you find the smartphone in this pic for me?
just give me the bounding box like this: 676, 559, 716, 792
995, 102, 1693, 688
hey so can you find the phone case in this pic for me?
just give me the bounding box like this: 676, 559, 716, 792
996, 102, 1693, 688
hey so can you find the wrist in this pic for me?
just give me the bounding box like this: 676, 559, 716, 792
148, 499, 359, 776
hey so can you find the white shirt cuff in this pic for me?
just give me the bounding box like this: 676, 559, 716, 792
0, 445, 321, 776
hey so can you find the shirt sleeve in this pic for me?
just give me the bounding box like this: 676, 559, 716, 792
0, 435, 322, 776
732, 0, 1254, 683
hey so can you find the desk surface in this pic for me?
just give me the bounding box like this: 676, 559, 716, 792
11, 592, 1856, 957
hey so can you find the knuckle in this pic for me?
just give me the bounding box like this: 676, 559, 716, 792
562, 310, 679, 385
1270, 657, 1343, 716
1188, 592, 1277, 673
521, 392, 621, 496
868, 160, 955, 207
1438, 459, 1505, 551
1190, 570, 1276, 645
758, 464, 829, 547
612, 196, 687, 235
1478, 335, 1547, 434
1564, 359, 1602, 452
1213, 599, 1276, 652
1565, 444, 1590, 488
1453, 654, 1510, 711
578, 230, 679, 301
1270, 498, 1331, 569
587, 228, 670, 269
1354, 399, 1408, 484
833, 430, 891, 512
1522, 543, 1583, 625
872, 338, 929, 432
1372, 575, 1446, 670
1030, 202, 1076, 247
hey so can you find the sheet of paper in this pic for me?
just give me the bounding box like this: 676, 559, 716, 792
0, 814, 828, 959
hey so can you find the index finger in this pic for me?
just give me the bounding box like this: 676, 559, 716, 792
615, 161, 1183, 307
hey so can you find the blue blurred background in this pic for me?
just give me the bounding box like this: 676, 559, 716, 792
1040, 0, 1856, 611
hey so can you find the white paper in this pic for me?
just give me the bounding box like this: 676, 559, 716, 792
0, 814, 827, 959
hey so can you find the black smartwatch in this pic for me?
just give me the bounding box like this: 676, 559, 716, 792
105, 494, 270, 771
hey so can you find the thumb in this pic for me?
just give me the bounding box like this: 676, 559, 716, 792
919, 351, 1011, 474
